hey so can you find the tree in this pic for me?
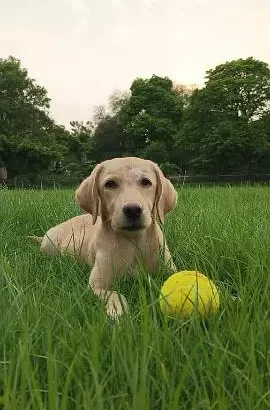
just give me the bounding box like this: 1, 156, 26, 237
68, 121, 93, 163
91, 115, 123, 162
140, 140, 169, 164
205, 57, 270, 121
118, 75, 183, 161
174, 58, 270, 173
0, 56, 68, 177
173, 83, 198, 108
92, 105, 107, 127
108, 90, 130, 114
249, 112, 270, 172
88, 91, 130, 162
0, 57, 50, 133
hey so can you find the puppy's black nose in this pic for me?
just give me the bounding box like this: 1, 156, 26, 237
123, 203, 143, 219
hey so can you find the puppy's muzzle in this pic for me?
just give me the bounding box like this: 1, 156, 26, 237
122, 202, 144, 231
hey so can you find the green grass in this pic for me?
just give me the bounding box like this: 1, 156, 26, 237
1, 185, 270, 410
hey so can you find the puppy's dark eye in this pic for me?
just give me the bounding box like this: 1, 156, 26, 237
141, 178, 152, 187
104, 180, 119, 189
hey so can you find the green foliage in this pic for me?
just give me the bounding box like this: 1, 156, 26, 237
159, 162, 181, 176
108, 90, 130, 114
205, 57, 270, 120
68, 121, 93, 163
0, 56, 69, 177
2, 55, 270, 179
91, 115, 123, 162
175, 57, 270, 173
88, 77, 184, 165
84, 92, 130, 164
140, 140, 169, 164
119, 75, 183, 159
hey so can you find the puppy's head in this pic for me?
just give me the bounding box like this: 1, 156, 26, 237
75, 157, 177, 234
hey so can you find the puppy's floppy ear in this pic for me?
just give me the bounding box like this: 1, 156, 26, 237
75, 164, 103, 224
153, 163, 178, 224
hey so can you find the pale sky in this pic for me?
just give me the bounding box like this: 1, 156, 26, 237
1, 0, 269, 127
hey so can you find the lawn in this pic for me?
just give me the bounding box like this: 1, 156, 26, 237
1, 186, 270, 410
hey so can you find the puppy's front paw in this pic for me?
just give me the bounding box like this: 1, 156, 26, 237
106, 292, 128, 319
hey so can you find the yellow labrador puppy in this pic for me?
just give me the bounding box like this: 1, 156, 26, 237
32, 157, 177, 317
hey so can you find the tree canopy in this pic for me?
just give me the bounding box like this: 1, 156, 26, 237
0, 56, 69, 177
1, 56, 270, 183
89, 58, 270, 175
118, 75, 183, 162
174, 57, 270, 173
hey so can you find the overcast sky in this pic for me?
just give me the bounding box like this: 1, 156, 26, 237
1, 0, 269, 127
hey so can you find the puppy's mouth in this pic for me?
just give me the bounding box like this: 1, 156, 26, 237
121, 224, 145, 232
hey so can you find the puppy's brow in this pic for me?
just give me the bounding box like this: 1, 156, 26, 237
103, 174, 120, 182
129, 167, 149, 179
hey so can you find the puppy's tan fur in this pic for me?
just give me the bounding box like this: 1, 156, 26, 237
34, 157, 177, 317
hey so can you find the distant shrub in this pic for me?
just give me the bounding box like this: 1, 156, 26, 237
159, 162, 180, 176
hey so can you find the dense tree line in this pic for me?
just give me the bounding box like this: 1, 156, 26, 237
1, 56, 270, 183
89, 57, 270, 175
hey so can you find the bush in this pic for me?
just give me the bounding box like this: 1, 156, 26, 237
159, 162, 180, 176
7, 161, 97, 188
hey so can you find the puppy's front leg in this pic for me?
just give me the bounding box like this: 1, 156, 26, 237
164, 244, 177, 272
89, 261, 128, 318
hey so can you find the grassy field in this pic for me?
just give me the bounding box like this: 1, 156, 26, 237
1, 185, 270, 410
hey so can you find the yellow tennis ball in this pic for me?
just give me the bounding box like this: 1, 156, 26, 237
160, 270, 220, 318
